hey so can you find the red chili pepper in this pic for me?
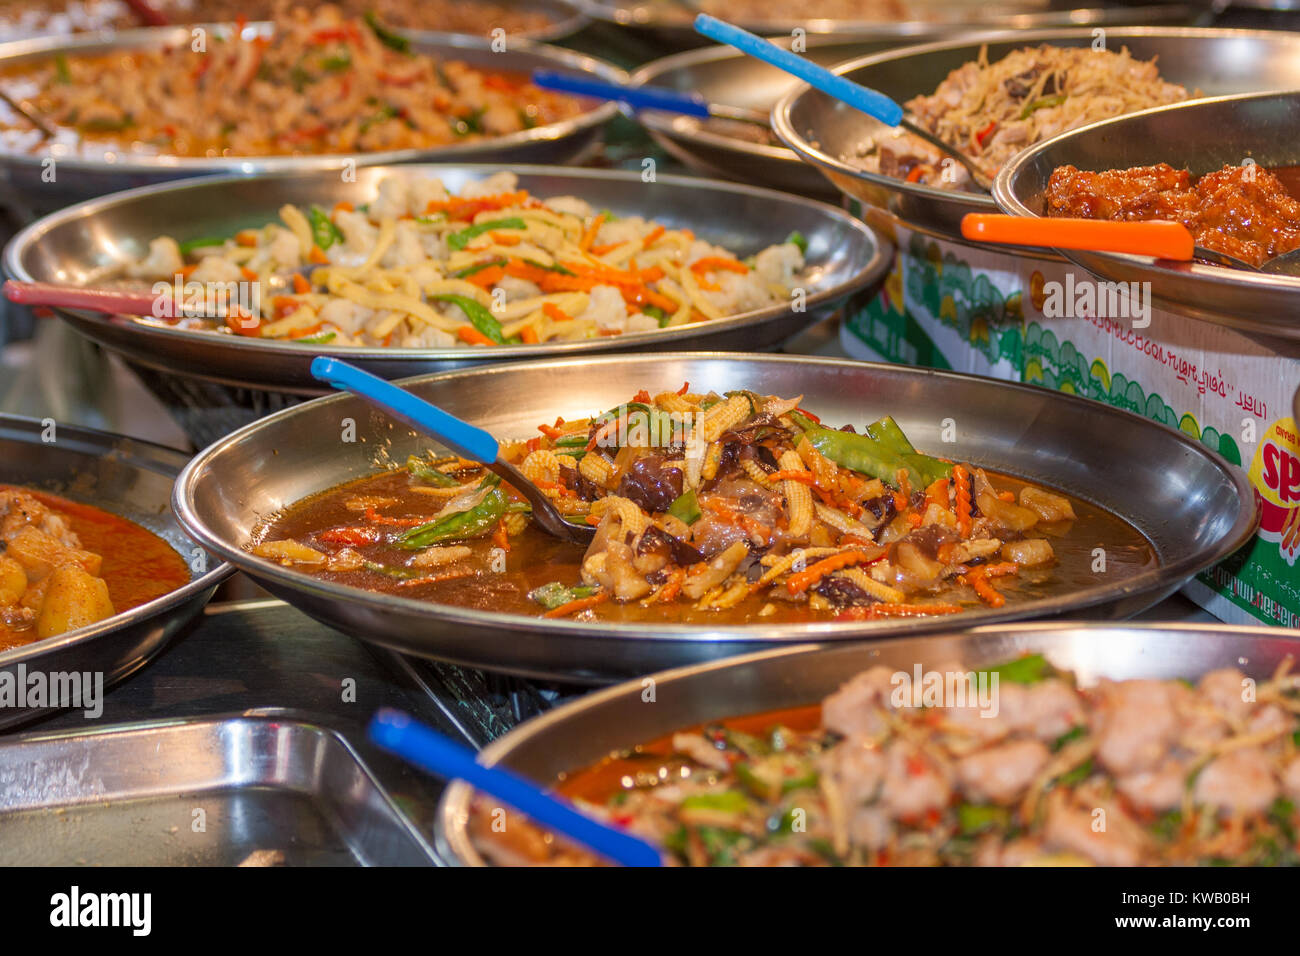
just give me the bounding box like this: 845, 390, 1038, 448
905, 166, 926, 183
975, 119, 998, 148
318, 527, 380, 546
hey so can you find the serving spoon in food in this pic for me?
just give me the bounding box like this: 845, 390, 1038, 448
368, 709, 663, 867
959, 215, 1282, 272
531, 69, 769, 127
692, 13, 995, 192
310, 357, 597, 545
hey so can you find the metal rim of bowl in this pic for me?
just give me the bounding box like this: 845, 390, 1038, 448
992, 89, 1300, 297
0, 24, 624, 180
573, 0, 1195, 36
0, 413, 235, 670
3, 164, 892, 366
434, 619, 1299, 866
770, 25, 1300, 216
170, 351, 1259, 648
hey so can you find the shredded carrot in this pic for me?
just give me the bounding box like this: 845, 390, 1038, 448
962, 569, 1006, 608
492, 519, 510, 552
924, 478, 951, 512
503, 259, 553, 284
892, 491, 908, 512
425, 191, 529, 220
907, 512, 924, 527
585, 514, 602, 526
537, 423, 562, 440
952, 464, 973, 537
676, 380, 690, 396
786, 549, 873, 594
289, 322, 324, 340
364, 508, 435, 527
333, 201, 354, 215
291, 272, 312, 294
852, 603, 964, 618
235, 230, 259, 247
895, 469, 914, 498
770, 469, 816, 485
542, 301, 571, 324
979, 561, 1021, 578
588, 242, 622, 256
520, 324, 540, 344
642, 224, 666, 248
652, 567, 686, 603
308, 245, 330, 265
489, 232, 521, 246
579, 212, 607, 252
240, 266, 259, 282
543, 591, 609, 618
466, 265, 505, 289
525, 436, 541, 453
457, 326, 495, 347
690, 256, 748, 274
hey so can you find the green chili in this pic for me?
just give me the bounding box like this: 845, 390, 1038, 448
796, 414, 951, 490
178, 236, 226, 255
290, 331, 337, 345
364, 11, 411, 54
446, 217, 526, 252
405, 455, 460, 487
957, 803, 1010, 835
784, 230, 808, 254
433, 294, 505, 344
452, 258, 507, 279
667, 489, 702, 525
986, 653, 1051, 685
394, 484, 505, 549
528, 581, 599, 610
1019, 93, 1067, 120
308, 205, 344, 250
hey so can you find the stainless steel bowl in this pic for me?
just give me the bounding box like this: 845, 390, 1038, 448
171, 353, 1256, 682
436, 620, 1298, 865
994, 90, 1300, 350
630, 37, 909, 196
0, 25, 621, 217
4, 164, 889, 393
773, 27, 1300, 242
0, 414, 232, 729
575, 0, 1195, 47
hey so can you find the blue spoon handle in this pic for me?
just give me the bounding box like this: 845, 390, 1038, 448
368, 710, 664, 867
693, 13, 904, 126
532, 69, 711, 118
309, 356, 499, 463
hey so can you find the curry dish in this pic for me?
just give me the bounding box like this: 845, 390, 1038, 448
469, 653, 1300, 866
0, 486, 192, 650
254, 387, 1155, 623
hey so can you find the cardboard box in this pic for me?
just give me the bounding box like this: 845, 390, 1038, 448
840, 222, 1298, 628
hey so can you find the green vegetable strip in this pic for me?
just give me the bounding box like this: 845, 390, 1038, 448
395, 485, 505, 549
667, 489, 701, 525
178, 236, 226, 255
433, 294, 506, 344
308, 205, 344, 250
446, 217, 526, 251
794, 412, 951, 490
364, 11, 411, 54
405, 455, 459, 487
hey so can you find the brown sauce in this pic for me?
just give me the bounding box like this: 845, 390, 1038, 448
260, 468, 1156, 625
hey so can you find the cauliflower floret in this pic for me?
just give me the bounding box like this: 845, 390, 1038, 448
125, 236, 183, 279
408, 176, 449, 215
383, 220, 427, 268
369, 175, 410, 221
626, 313, 658, 334
189, 255, 242, 285
595, 215, 651, 249
577, 285, 626, 332
317, 299, 375, 335
754, 241, 804, 285
545, 195, 594, 220
333, 210, 378, 255
461, 171, 518, 199
244, 227, 301, 273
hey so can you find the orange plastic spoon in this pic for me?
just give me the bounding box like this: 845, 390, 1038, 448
961, 214, 1198, 259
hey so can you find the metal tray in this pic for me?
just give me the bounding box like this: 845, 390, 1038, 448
575, 0, 1196, 47
4, 164, 888, 393
0, 414, 232, 729
171, 353, 1256, 682
0, 26, 621, 218
772, 27, 1300, 243
0, 711, 437, 866
994, 90, 1300, 351
436, 620, 1299, 865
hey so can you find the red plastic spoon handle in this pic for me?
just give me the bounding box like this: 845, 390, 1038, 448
3, 279, 169, 317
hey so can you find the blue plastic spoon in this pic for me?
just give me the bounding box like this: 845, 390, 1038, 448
692, 13, 994, 191
310, 356, 595, 544
368, 709, 664, 867
531, 69, 768, 125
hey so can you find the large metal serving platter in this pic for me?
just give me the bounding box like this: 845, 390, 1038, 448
772, 27, 1300, 243
0, 25, 621, 217
0, 414, 232, 729
436, 621, 1297, 865
4, 165, 888, 394
171, 353, 1255, 683
0, 711, 436, 865
574, 0, 1197, 47
995, 90, 1300, 350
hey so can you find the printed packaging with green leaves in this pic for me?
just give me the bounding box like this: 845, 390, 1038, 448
840, 224, 1298, 628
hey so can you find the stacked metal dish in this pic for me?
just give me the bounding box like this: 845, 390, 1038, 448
773, 28, 1300, 240
171, 354, 1254, 682
994, 90, 1300, 349
0, 414, 231, 727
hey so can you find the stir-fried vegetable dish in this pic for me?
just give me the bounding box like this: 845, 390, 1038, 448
471, 653, 1300, 866
253, 387, 1154, 621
